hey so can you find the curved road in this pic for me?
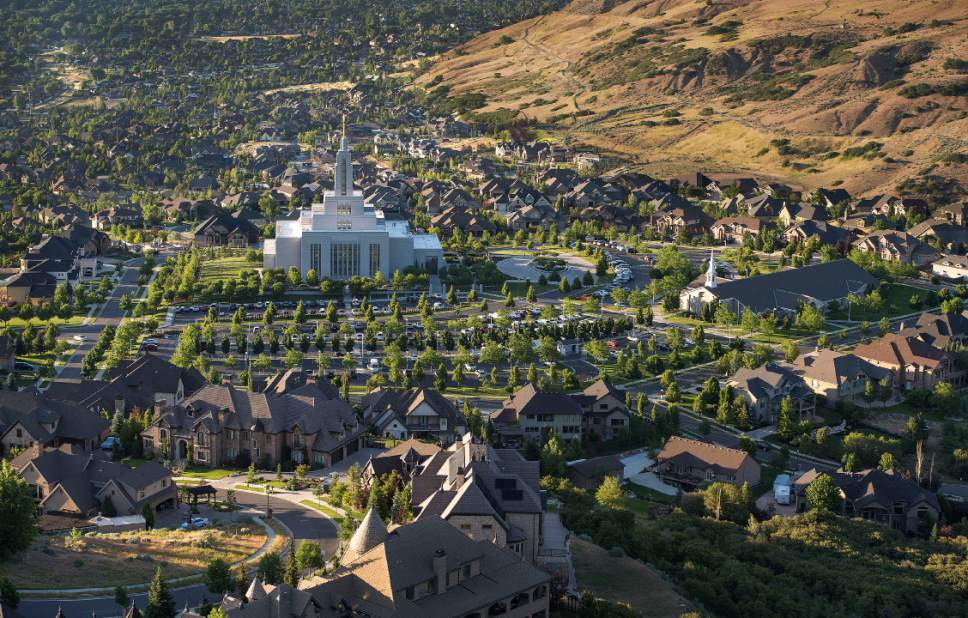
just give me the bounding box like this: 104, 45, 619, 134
18, 492, 338, 618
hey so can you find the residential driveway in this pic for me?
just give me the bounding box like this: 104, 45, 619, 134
755, 490, 798, 518
621, 451, 678, 496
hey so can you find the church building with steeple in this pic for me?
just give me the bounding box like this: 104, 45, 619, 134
264, 124, 443, 278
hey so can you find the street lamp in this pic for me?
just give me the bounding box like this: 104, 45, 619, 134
265, 484, 273, 520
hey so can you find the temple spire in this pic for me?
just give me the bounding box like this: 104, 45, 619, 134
705, 250, 716, 289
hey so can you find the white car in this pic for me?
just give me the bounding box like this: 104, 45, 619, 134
72, 334, 87, 342
180, 516, 210, 530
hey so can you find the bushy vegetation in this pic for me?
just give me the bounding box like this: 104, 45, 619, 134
544, 477, 968, 618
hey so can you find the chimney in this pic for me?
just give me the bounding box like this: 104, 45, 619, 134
433, 549, 447, 594
114, 395, 125, 417
154, 399, 167, 419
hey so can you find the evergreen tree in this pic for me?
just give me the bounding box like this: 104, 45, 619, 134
284, 540, 300, 587
145, 568, 176, 618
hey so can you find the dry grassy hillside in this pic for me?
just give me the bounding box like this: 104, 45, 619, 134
419, 0, 968, 200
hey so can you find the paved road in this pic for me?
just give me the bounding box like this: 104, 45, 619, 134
56, 261, 143, 381
18, 493, 337, 618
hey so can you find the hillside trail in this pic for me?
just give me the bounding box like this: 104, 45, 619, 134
514, 14, 588, 114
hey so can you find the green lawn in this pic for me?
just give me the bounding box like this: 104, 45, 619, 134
3, 315, 86, 328
827, 283, 930, 322
300, 499, 344, 522
199, 256, 255, 283
180, 467, 241, 480
236, 481, 287, 491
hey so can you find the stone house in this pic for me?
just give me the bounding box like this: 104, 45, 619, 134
570, 379, 631, 439
853, 332, 962, 390
360, 387, 467, 445
793, 350, 892, 403
142, 371, 365, 469
728, 362, 816, 424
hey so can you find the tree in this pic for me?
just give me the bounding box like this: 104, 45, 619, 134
0, 578, 18, 609
595, 476, 624, 509
101, 495, 117, 517
0, 460, 37, 560
114, 586, 129, 612
145, 568, 176, 618
777, 396, 795, 439
806, 474, 839, 513
257, 552, 283, 585
143, 502, 155, 530
783, 340, 798, 364
284, 540, 300, 587
878, 452, 898, 471
205, 558, 233, 593
296, 541, 324, 576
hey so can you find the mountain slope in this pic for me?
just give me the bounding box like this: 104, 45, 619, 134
419, 0, 968, 200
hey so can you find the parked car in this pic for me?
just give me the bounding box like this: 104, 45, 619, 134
180, 517, 210, 530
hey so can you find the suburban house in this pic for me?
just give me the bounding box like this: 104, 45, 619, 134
680, 256, 879, 316
793, 468, 939, 534
908, 220, 968, 251
931, 254, 968, 281
45, 353, 206, 417
711, 216, 771, 244
853, 332, 962, 390
652, 202, 713, 237
908, 311, 968, 348
0, 391, 109, 456
142, 370, 365, 469
14, 444, 176, 519
361, 438, 443, 487
192, 208, 261, 248
793, 350, 892, 403
651, 436, 761, 490
728, 362, 815, 424
567, 454, 624, 491
570, 379, 631, 439
360, 387, 467, 445
409, 433, 544, 565
299, 513, 550, 618
493, 384, 584, 443
852, 230, 940, 266
783, 220, 853, 251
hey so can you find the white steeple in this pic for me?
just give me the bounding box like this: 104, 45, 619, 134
705, 250, 717, 289
335, 114, 353, 196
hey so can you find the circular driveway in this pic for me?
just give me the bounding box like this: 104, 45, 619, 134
495, 253, 592, 283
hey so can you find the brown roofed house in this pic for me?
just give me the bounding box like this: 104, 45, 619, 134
651, 436, 761, 490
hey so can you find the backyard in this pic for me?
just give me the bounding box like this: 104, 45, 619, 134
0, 522, 267, 589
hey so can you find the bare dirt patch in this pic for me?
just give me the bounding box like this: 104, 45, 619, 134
197, 34, 301, 43
570, 537, 695, 617
263, 81, 355, 96
0, 522, 266, 589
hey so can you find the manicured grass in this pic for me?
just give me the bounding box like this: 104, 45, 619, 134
236, 481, 287, 491
826, 284, 931, 322
0, 523, 265, 589
300, 500, 344, 523
3, 315, 86, 328
179, 467, 241, 480
199, 256, 255, 283
570, 537, 695, 617
624, 481, 677, 505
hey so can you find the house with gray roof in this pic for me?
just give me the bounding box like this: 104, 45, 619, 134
142, 370, 364, 470
0, 391, 109, 456
794, 349, 892, 403
793, 468, 939, 534
397, 434, 544, 565
728, 362, 815, 425
360, 387, 467, 445
299, 514, 550, 618
680, 257, 879, 316
15, 444, 175, 520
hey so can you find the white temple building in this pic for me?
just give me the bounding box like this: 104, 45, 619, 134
264, 126, 443, 278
